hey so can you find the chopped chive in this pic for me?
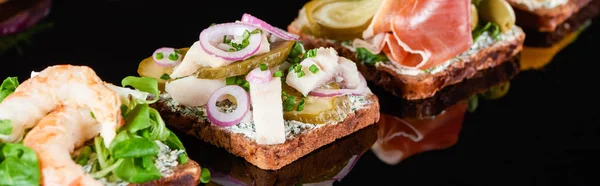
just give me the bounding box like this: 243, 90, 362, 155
284, 96, 295, 111
309, 64, 319, 74
168, 53, 179, 61
259, 63, 268, 71
210, 23, 216, 27
288, 64, 297, 73
160, 73, 170, 80
242, 30, 251, 40
242, 81, 250, 90
306, 49, 317, 58
90, 112, 95, 119
251, 29, 262, 34
273, 70, 283, 77
155, 52, 164, 60
223, 35, 229, 43
228, 48, 237, 52
296, 99, 305, 111
235, 77, 243, 85
282, 90, 288, 97
294, 65, 302, 73
297, 71, 305, 78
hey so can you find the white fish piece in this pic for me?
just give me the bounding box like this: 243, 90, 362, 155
249, 77, 285, 145
337, 57, 361, 89
165, 76, 226, 106
285, 58, 328, 96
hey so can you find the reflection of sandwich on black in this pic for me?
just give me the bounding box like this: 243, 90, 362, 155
288, 0, 524, 105
372, 102, 467, 165
180, 124, 377, 186
0, 0, 52, 54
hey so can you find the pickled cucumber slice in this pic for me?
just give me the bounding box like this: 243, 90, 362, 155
194, 41, 294, 79
283, 96, 352, 124
478, 0, 516, 33
305, 0, 382, 41
470, 4, 479, 31
138, 48, 189, 91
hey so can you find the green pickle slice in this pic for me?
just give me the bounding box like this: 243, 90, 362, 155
282, 83, 351, 124
303, 0, 382, 41
194, 41, 295, 79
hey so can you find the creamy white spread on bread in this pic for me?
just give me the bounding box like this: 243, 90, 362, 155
160, 94, 371, 141
81, 141, 182, 186
374, 27, 523, 76
510, 0, 568, 10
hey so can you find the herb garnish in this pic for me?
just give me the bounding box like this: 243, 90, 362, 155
226, 75, 250, 91
472, 22, 500, 41
223, 29, 262, 52
260, 63, 268, 71
155, 52, 164, 60
355, 48, 388, 66
296, 99, 306, 111
160, 73, 170, 80
273, 70, 284, 77
305, 49, 317, 58
309, 64, 319, 74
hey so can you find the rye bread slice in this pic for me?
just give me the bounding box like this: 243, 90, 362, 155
374, 54, 520, 119
152, 95, 380, 170
508, 0, 600, 46
288, 24, 525, 101
132, 160, 202, 186
180, 123, 377, 186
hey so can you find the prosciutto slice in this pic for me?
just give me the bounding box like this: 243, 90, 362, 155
362, 0, 473, 70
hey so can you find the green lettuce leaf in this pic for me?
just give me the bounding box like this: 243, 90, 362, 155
0, 143, 40, 186
0, 77, 19, 103
355, 48, 388, 66
121, 76, 159, 104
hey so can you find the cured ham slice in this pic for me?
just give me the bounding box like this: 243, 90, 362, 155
363, 0, 473, 70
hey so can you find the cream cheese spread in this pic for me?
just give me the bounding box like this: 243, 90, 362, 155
161, 94, 371, 141
374, 27, 522, 76
511, 0, 568, 10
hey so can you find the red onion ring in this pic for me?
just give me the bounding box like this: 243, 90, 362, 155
0, 0, 51, 36
207, 85, 250, 127
245, 68, 272, 84
241, 13, 299, 41
152, 47, 182, 67
199, 23, 263, 61
309, 74, 368, 97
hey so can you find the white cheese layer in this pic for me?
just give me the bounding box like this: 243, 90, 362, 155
511, 0, 568, 10
249, 77, 286, 145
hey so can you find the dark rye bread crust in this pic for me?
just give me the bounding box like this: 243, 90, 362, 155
292, 28, 525, 100
181, 123, 377, 186
374, 54, 520, 118
132, 160, 202, 186
508, 0, 600, 46
152, 95, 380, 170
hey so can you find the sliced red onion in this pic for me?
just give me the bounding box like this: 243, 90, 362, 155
309, 74, 368, 97
245, 67, 272, 84
199, 23, 263, 61
0, 0, 51, 36
207, 85, 250, 127
152, 47, 182, 67
241, 13, 299, 41
332, 155, 361, 181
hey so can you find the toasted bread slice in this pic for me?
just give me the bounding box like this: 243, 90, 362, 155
507, 0, 600, 46
179, 123, 377, 185
152, 95, 379, 170
288, 21, 525, 101
131, 159, 202, 186
374, 54, 520, 118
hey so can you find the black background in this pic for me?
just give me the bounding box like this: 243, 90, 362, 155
1, 0, 599, 185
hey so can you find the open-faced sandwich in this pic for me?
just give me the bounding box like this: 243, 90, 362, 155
505, 0, 599, 47
0, 65, 209, 186
138, 14, 380, 170
181, 123, 376, 186
288, 0, 525, 117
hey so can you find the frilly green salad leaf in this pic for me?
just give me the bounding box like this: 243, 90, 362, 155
0, 143, 40, 186
0, 77, 19, 103
77, 75, 196, 184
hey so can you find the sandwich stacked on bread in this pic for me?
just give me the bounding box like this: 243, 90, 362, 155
140, 14, 380, 170
0, 66, 207, 186
288, 0, 525, 117
505, 0, 599, 70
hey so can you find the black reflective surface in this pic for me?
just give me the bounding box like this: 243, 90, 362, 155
2, 0, 599, 185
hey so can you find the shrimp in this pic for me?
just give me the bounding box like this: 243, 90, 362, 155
23, 106, 103, 186
0, 65, 123, 147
